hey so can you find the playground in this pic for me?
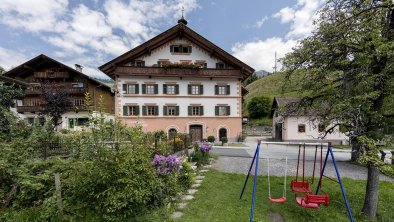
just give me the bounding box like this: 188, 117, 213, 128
176, 141, 394, 222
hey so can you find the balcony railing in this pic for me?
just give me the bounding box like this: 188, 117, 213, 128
25, 87, 41, 95
68, 88, 86, 95
115, 66, 243, 78
34, 71, 69, 79
17, 105, 85, 113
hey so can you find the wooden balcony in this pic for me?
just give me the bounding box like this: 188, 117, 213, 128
16, 106, 45, 113
34, 71, 69, 79
25, 87, 41, 95
115, 66, 243, 79
68, 88, 86, 95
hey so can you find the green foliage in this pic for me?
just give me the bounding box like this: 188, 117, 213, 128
207, 136, 215, 143
220, 137, 228, 144
178, 162, 194, 191
242, 72, 259, 86
246, 96, 271, 119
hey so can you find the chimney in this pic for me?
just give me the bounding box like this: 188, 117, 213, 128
75, 64, 83, 72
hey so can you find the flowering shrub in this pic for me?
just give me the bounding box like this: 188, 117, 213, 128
199, 142, 212, 152
191, 142, 212, 167
152, 154, 182, 175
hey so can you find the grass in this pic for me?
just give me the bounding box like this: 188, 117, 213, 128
176, 170, 394, 222
247, 117, 272, 126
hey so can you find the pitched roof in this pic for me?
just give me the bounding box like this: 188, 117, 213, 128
4, 54, 113, 92
0, 75, 30, 87
270, 97, 302, 117
99, 23, 255, 79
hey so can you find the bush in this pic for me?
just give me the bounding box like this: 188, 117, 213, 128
207, 136, 215, 143
246, 96, 271, 119
220, 137, 228, 145
191, 142, 212, 167
178, 162, 194, 191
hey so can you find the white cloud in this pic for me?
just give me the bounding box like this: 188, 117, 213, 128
255, 16, 268, 28
273, 7, 295, 24
0, 47, 28, 70
232, 38, 297, 72
0, 0, 68, 32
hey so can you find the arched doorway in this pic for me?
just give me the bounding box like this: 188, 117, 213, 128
168, 128, 177, 139
189, 125, 203, 142
219, 128, 227, 140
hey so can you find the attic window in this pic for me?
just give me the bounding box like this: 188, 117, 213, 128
216, 63, 228, 69
170, 45, 192, 53
133, 60, 145, 67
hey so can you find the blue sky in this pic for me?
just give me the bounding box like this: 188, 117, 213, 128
0, 0, 323, 79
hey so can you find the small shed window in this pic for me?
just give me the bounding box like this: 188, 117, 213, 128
298, 124, 306, 133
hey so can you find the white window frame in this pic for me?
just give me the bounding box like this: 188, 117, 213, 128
146, 85, 155, 94
191, 85, 200, 95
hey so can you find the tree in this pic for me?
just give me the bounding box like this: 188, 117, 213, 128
282, 0, 394, 219
246, 96, 271, 119
242, 72, 258, 86
40, 82, 72, 128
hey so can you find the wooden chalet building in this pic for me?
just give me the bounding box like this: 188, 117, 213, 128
99, 17, 254, 142
4, 54, 114, 130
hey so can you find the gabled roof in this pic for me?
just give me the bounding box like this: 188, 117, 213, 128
4, 54, 113, 92
270, 97, 302, 118
0, 75, 30, 88
99, 22, 255, 79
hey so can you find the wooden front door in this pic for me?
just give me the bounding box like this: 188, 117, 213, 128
189, 125, 203, 142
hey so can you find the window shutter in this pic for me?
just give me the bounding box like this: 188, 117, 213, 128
170, 45, 174, 52
142, 84, 146, 94
135, 84, 139, 94
157, 61, 162, 67
141, 61, 145, 67
142, 106, 147, 116
215, 85, 219, 95
188, 85, 191, 94
199, 85, 204, 95
122, 84, 127, 93
200, 106, 204, 116
175, 85, 179, 94
204, 63, 207, 68
163, 84, 167, 94
188, 106, 192, 116
215, 106, 219, 116
135, 106, 140, 116
216, 63, 220, 69
123, 106, 128, 116
188, 46, 192, 53
154, 106, 159, 116
154, 84, 158, 94
226, 85, 230, 95
226, 106, 231, 116
163, 106, 167, 116
175, 106, 179, 116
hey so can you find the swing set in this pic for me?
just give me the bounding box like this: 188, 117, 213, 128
239, 140, 355, 222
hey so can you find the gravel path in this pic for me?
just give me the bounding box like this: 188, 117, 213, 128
213, 156, 394, 182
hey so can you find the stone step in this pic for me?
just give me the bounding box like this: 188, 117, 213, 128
199, 169, 209, 173
181, 195, 194, 201
172, 211, 183, 219
178, 202, 188, 209
188, 189, 198, 195
195, 179, 203, 184
191, 183, 201, 188
196, 175, 205, 180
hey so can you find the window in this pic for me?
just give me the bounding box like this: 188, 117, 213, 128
142, 106, 159, 116
188, 106, 203, 116
142, 84, 158, 94
123, 105, 139, 116
188, 84, 203, 95
194, 61, 207, 68
122, 84, 139, 94
215, 85, 230, 95
215, 106, 230, 116
74, 99, 84, 106
318, 124, 325, 132
72, 83, 84, 88
27, 117, 35, 125
216, 63, 228, 69
298, 124, 306, 133
163, 106, 179, 116
134, 60, 145, 67
163, 84, 179, 94
170, 45, 192, 53
168, 128, 177, 139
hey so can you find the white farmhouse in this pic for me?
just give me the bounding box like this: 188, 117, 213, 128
271, 97, 348, 144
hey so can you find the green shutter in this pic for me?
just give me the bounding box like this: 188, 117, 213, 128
176, 106, 179, 116
215, 106, 219, 116
135, 106, 140, 116
163, 106, 167, 116
226, 85, 230, 95
154, 84, 158, 94
227, 106, 231, 116
163, 84, 167, 94
157, 61, 161, 67
142, 84, 146, 94
122, 84, 127, 93
199, 85, 204, 95
215, 85, 219, 95
175, 85, 179, 94
154, 106, 159, 116
204, 63, 207, 68
188, 46, 192, 53
141, 61, 145, 67
216, 63, 220, 69
200, 106, 204, 116
142, 106, 147, 116
170, 45, 174, 52
188, 85, 191, 94
123, 106, 128, 116
135, 84, 139, 94
188, 106, 192, 116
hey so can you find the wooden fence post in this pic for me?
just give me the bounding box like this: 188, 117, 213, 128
54, 173, 63, 214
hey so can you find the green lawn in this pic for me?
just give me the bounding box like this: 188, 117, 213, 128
176, 170, 394, 222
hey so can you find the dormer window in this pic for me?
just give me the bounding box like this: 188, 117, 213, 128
131, 60, 145, 67
216, 63, 228, 69
170, 45, 192, 54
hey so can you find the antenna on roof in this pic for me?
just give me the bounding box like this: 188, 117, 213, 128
273, 51, 277, 73
178, 6, 188, 25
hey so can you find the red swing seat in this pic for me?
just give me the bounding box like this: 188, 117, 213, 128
269, 196, 287, 203
296, 192, 330, 209
290, 180, 311, 193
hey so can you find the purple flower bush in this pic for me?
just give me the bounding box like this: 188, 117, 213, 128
199, 142, 212, 153
152, 154, 183, 175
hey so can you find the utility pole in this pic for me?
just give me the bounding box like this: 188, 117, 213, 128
273, 51, 277, 73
